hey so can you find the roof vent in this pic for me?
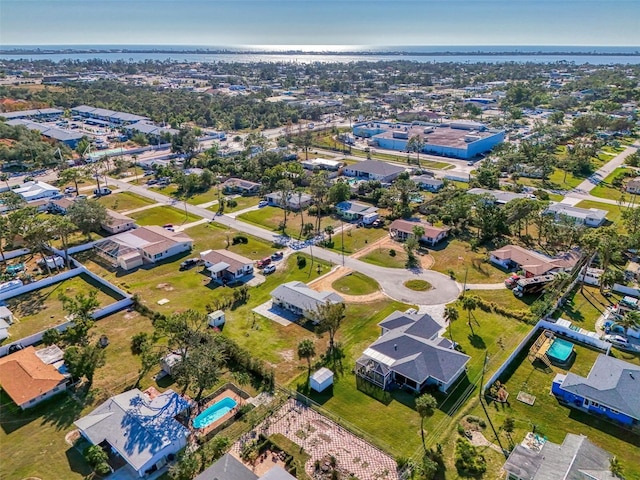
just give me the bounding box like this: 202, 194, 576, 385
394, 344, 398, 351
631, 372, 636, 380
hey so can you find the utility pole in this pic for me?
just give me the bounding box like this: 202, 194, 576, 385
341, 219, 345, 266
479, 352, 507, 457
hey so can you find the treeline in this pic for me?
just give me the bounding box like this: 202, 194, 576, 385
0, 122, 73, 170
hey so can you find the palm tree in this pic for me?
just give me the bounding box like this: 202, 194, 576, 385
297, 339, 316, 378
616, 311, 640, 336
459, 295, 479, 335
407, 135, 425, 167
415, 393, 438, 452
0, 173, 9, 191
444, 305, 459, 343
324, 225, 335, 243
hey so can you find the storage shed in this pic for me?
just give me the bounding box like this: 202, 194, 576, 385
207, 310, 226, 328
310, 367, 334, 393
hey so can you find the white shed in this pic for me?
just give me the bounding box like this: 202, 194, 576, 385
0, 318, 9, 341
310, 367, 334, 393
0, 306, 13, 324
207, 310, 226, 328
161, 353, 183, 376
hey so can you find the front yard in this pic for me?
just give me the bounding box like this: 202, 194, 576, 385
95, 192, 156, 212
324, 226, 387, 255
589, 167, 633, 202
129, 205, 201, 226
238, 206, 341, 239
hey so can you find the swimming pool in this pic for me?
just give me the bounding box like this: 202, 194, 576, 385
193, 396, 237, 429
547, 338, 574, 363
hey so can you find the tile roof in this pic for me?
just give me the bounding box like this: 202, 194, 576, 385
0, 346, 65, 406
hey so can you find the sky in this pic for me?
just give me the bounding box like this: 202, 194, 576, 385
1, 0, 639, 47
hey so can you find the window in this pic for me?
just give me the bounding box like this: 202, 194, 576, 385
610, 408, 619, 415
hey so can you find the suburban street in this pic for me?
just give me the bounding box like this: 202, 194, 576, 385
106, 175, 462, 305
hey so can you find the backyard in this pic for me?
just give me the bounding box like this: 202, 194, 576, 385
467, 339, 640, 479
553, 285, 622, 328
4, 273, 124, 341
129, 205, 201, 226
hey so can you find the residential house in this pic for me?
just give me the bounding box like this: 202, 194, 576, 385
388, 219, 449, 246
544, 203, 608, 227
335, 200, 379, 224
222, 178, 262, 196
356, 311, 470, 393
199, 249, 254, 284
47, 197, 76, 214
503, 433, 616, 480
343, 160, 406, 183
102, 209, 136, 234
412, 175, 444, 192
552, 354, 640, 426
94, 226, 193, 270
467, 188, 529, 205
0, 346, 67, 409
301, 158, 343, 171
265, 191, 313, 210
271, 281, 344, 320
490, 245, 581, 277
625, 177, 640, 195
75, 388, 190, 478
13, 181, 60, 203
195, 453, 296, 480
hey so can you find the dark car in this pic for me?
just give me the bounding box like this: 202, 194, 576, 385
270, 251, 284, 261
179, 258, 200, 270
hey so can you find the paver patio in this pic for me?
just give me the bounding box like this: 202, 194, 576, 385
233, 398, 399, 480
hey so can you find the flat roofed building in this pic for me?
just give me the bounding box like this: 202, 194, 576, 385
1, 108, 64, 120
343, 159, 406, 183
0, 346, 67, 409
5, 119, 84, 148
353, 121, 505, 160
13, 180, 60, 202
71, 105, 148, 125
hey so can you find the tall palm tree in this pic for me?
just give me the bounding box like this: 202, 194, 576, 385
297, 339, 316, 378
444, 305, 459, 343
0, 173, 10, 191
459, 295, 479, 335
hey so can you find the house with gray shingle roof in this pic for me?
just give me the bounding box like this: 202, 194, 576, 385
195, 453, 296, 480
552, 354, 640, 426
270, 281, 343, 320
503, 433, 616, 480
343, 160, 406, 183
74, 388, 190, 478
356, 311, 470, 393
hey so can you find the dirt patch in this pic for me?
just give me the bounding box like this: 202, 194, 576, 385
279, 349, 294, 361
64, 429, 81, 446
123, 311, 139, 320
156, 283, 175, 291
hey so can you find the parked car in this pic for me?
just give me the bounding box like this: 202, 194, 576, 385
371, 219, 383, 228
64, 186, 76, 194
257, 257, 271, 269
271, 251, 284, 261
258, 200, 268, 208
76, 194, 88, 200
146, 179, 158, 185
163, 224, 174, 229
504, 274, 521, 289
179, 258, 200, 270
263, 264, 276, 275
94, 187, 112, 196
603, 334, 631, 349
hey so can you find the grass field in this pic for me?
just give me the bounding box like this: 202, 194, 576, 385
95, 192, 156, 212
238, 206, 340, 239
129, 205, 201, 226
589, 167, 632, 202
404, 279, 432, 291
429, 239, 506, 284
4, 273, 124, 341
466, 340, 640, 479
324, 226, 387, 255
553, 285, 623, 329
359, 246, 408, 268
221, 195, 261, 213
332, 271, 380, 295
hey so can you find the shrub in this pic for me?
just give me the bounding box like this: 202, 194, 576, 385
232, 235, 248, 244
130, 332, 149, 355
296, 255, 307, 269
227, 199, 238, 208
454, 439, 487, 475
84, 445, 110, 475
389, 249, 396, 257
42, 328, 61, 346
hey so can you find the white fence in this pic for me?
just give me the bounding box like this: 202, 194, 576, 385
2, 248, 30, 261
0, 268, 81, 302
0, 320, 73, 358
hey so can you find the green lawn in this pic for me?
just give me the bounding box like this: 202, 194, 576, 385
221, 195, 261, 213
185, 223, 276, 259
589, 167, 632, 202
466, 340, 640, 479
472, 288, 535, 311
238, 206, 340, 239
4, 273, 124, 341
429, 239, 506, 284
129, 205, 201, 226
348, 147, 450, 169
574, 200, 625, 231
553, 285, 622, 329
359, 247, 408, 268
332, 271, 380, 295
184, 187, 222, 206
324, 227, 387, 255
95, 191, 156, 212
404, 279, 432, 291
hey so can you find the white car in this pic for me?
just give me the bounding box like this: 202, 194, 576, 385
258, 200, 268, 208
64, 186, 76, 194
263, 264, 276, 275
603, 335, 630, 348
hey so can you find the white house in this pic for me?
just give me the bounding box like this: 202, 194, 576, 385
544, 203, 608, 227
335, 200, 379, 224
388, 219, 449, 246
490, 245, 581, 277
270, 281, 344, 320
200, 249, 254, 284
102, 209, 136, 234
13, 181, 60, 202
265, 191, 313, 210
0, 346, 67, 409
75, 388, 191, 478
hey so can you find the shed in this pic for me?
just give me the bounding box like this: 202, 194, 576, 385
0, 306, 13, 324
207, 310, 226, 328
161, 353, 183, 376
0, 318, 9, 341
310, 367, 334, 393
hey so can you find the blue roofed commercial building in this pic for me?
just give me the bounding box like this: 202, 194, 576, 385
71, 105, 149, 125
353, 120, 505, 160
0, 108, 64, 121
4, 118, 84, 148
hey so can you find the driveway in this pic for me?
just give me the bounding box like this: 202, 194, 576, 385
567, 145, 638, 195
107, 176, 462, 306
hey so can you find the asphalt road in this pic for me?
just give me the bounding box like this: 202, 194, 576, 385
106, 176, 462, 305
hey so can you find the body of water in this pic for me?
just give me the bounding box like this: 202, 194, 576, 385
1, 45, 640, 64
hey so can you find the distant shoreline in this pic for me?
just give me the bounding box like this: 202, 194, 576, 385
2, 48, 640, 57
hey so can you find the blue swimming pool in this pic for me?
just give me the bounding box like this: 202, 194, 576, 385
193, 396, 237, 429
547, 338, 574, 363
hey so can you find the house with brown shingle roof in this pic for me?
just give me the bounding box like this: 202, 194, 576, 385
199, 249, 254, 284
389, 219, 450, 246
490, 245, 581, 277
101, 209, 136, 234
0, 346, 67, 409
626, 177, 640, 195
